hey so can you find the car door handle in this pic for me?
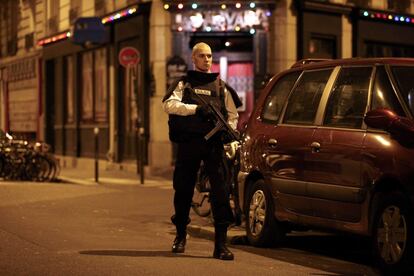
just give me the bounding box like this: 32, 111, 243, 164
267, 139, 278, 147
310, 141, 321, 153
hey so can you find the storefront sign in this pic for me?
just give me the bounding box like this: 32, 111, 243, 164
173, 8, 270, 32
119, 47, 141, 67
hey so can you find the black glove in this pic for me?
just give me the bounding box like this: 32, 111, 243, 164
196, 104, 214, 120
219, 130, 234, 144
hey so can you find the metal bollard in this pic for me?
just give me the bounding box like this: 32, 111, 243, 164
94, 127, 99, 183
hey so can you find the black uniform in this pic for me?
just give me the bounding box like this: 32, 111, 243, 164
163, 70, 241, 232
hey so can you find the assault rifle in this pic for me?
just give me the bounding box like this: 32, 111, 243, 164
185, 83, 240, 142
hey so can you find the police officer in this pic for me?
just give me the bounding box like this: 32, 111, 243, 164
162, 42, 241, 260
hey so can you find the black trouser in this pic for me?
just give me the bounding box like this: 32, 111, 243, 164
171, 138, 234, 230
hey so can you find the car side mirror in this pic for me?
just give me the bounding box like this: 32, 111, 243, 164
364, 108, 399, 130
365, 108, 414, 145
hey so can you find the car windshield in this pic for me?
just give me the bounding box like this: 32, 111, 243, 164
391, 66, 414, 115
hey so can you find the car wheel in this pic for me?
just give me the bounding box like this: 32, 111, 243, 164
372, 193, 413, 274
246, 179, 285, 247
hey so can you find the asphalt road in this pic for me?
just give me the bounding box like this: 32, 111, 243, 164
0, 180, 381, 275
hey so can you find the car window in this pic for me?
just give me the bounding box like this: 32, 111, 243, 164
283, 69, 332, 125
323, 67, 371, 129
372, 66, 405, 116
261, 71, 301, 123
390, 66, 414, 116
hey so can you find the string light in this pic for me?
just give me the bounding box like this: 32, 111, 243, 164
192, 3, 198, 9
178, 3, 184, 9
163, 4, 170, 10
221, 4, 226, 9
235, 3, 241, 9
249, 2, 256, 9
361, 10, 414, 26
101, 5, 138, 24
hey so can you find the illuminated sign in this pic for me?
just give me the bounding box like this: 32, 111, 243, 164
173, 8, 270, 32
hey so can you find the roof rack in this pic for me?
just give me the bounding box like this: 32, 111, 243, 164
291, 58, 331, 68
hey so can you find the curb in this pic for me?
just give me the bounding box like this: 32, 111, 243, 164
187, 224, 248, 245
58, 176, 98, 186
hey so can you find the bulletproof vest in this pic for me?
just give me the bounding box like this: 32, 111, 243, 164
168, 72, 227, 143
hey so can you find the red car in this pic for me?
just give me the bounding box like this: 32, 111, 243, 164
237, 58, 414, 273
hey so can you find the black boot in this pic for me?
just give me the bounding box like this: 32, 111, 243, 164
172, 233, 186, 253
171, 216, 190, 253
213, 226, 234, 260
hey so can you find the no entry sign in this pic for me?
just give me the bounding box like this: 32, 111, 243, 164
119, 47, 140, 67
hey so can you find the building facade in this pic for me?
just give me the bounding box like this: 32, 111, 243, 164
0, 0, 44, 141
1, 0, 414, 175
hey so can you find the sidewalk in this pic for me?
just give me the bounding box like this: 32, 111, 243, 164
58, 162, 247, 245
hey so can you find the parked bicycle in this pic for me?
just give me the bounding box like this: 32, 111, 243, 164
191, 141, 243, 226
0, 131, 59, 182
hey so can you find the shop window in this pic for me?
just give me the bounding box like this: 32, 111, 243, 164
308, 35, 336, 59
65, 56, 74, 123
80, 48, 108, 123
364, 41, 414, 57
94, 48, 108, 122
81, 51, 94, 121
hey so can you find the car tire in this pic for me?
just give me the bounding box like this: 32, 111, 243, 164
371, 192, 413, 274
246, 179, 285, 247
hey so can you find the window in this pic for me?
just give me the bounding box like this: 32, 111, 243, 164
81, 48, 108, 122
81, 51, 93, 121
65, 56, 74, 123
0, 0, 18, 57
94, 48, 108, 122
70, 0, 81, 24
324, 67, 372, 129
387, 0, 410, 13
365, 41, 414, 57
391, 66, 414, 116
283, 69, 333, 125
372, 66, 405, 116
95, 0, 106, 16
47, 0, 59, 34
346, 0, 369, 7
308, 35, 336, 59
261, 71, 300, 123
